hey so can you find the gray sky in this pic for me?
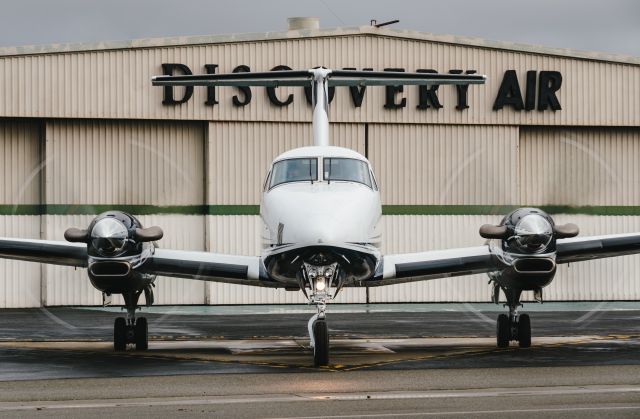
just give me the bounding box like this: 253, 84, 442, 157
1, 0, 639, 57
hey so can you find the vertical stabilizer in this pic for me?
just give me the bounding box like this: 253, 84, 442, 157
310, 68, 332, 147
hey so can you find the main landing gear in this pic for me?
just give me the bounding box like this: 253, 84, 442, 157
496, 288, 531, 348
113, 290, 149, 351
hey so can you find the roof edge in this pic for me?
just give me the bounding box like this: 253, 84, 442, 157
0, 25, 638, 65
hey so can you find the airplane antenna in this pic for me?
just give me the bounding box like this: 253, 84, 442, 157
370, 19, 400, 28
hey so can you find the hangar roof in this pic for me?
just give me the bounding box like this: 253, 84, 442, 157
0, 25, 638, 66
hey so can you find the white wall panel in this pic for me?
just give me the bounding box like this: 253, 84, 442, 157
0, 120, 40, 205
46, 120, 204, 205
208, 122, 364, 204
520, 127, 640, 206
0, 216, 41, 308
206, 215, 365, 304
369, 124, 519, 205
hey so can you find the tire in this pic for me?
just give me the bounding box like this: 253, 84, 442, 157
135, 317, 149, 351
114, 317, 127, 351
313, 320, 329, 367
518, 314, 531, 348
497, 314, 510, 348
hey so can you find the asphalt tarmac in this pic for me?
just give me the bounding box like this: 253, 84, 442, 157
0, 303, 639, 417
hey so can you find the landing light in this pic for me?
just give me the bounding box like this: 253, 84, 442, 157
315, 277, 326, 291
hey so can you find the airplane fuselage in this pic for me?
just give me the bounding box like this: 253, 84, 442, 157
260, 146, 382, 287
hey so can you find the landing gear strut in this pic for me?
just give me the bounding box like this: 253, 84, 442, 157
303, 262, 339, 367
114, 290, 148, 351
496, 288, 531, 348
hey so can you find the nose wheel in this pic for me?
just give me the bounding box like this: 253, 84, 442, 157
312, 319, 329, 367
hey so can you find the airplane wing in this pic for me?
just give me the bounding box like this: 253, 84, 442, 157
139, 249, 268, 287
371, 245, 503, 286
0, 237, 87, 267
0, 237, 267, 287
556, 233, 640, 264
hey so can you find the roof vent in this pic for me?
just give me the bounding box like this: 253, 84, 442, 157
288, 17, 320, 31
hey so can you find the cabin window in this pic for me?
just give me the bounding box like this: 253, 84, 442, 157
323, 158, 372, 188
270, 158, 318, 188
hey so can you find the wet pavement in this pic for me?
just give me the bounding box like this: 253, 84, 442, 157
0, 303, 639, 380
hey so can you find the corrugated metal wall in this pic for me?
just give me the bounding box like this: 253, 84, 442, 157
520, 127, 640, 206
0, 121, 41, 308
369, 124, 518, 205
45, 120, 204, 205
1, 34, 638, 126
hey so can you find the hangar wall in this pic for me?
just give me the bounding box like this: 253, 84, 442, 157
1, 32, 639, 126
0, 27, 639, 306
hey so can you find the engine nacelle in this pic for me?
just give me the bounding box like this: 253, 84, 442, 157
64, 211, 163, 294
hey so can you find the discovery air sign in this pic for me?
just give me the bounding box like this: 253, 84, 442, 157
159, 64, 563, 112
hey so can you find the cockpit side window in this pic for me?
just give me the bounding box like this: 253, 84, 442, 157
269, 158, 318, 188
263, 170, 271, 192
370, 170, 379, 191
323, 158, 372, 188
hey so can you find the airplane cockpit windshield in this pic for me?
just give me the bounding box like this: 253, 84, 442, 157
324, 158, 372, 188
270, 158, 318, 188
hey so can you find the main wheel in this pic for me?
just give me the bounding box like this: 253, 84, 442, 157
518, 314, 531, 348
497, 314, 510, 348
313, 320, 329, 367
114, 317, 127, 351
135, 317, 148, 351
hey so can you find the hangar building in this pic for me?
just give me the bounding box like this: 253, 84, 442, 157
0, 20, 639, 306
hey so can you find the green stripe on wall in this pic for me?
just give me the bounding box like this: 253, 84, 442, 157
0, 204, 640, 216
384, 205, 640, 216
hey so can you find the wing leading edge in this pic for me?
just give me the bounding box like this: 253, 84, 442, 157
139, 249, 271, 287
0, 238, 268, 287
0, 237, 87, 267
371, 245, 502, 286
556, 232, 640, 264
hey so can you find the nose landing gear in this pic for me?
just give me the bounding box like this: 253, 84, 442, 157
302, 262, 339, 367
308, 307, 329, 367
113, 290, 149, 351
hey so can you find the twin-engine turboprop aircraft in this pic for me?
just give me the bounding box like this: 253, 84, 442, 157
0, 68, 639, 366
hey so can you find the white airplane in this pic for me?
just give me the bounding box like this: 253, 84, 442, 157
0, 68, 639, 367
